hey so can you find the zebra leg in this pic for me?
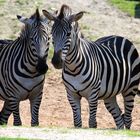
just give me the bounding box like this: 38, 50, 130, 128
104, 96, 124, 129
67, 89, 82, 127
29, 92, 43, 126
0, 101, 12, 125
87, 93, 98, 128
122, 88, 136, 129
13, 102, 22, 126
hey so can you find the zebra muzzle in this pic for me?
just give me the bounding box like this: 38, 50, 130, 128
51, 51, 63, 69
36, 58, 48, 75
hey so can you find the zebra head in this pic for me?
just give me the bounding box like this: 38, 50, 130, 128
43, 5, 84, 69
17, 9, 50, 75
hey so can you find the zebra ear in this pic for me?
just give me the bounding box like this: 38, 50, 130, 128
69, 11, 85, 22
17, 15, 27, 23
17, 15, 34, 25
35, 8, 40, 21
42, 10, 56, 21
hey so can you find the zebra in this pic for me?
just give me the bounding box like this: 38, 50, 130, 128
0, 39, 13, 45
43, 5, 140, 129
0, 9, 50, 126
0, 40, 13, 51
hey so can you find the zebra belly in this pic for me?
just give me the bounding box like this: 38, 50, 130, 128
98, 76, 127, 99
0, 84, 43, 101
63, 73, 99, 99
14, 78, 44, 101
0, 87, 9, 101
63, 73, 128, 100
21, 83, 44, 100
98, 86, 120, 99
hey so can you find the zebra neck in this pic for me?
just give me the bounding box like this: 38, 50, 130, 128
16, 37, 38, 76
64, 35, 84, 74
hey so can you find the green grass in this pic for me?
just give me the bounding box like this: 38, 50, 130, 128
0, 0, 5, 2
43, 127, 140, 137
105, 129, 140, 137
0, 0, 5, 5
15, 0, 29, 5
108, 0, 140, 17
0, 138, 29, 140
87, 34, 99, 41
1, 127, 140, 139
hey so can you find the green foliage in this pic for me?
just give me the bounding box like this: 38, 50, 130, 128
108, 0, 140, 17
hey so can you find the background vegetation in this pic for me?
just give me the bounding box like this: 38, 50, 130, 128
108, 0, 140, 17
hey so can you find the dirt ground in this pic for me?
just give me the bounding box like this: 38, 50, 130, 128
0, 0, 140, 131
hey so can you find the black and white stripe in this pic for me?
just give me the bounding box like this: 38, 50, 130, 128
0, 9, 50, 126
43, 5, 140, 129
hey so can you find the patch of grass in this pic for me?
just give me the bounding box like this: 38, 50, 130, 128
87, 34, 99, 41
81, 24, 90, 30
0, 13, 4, 16
43, 127, 71, 134
105, 129, 140, 137
43, 127, 140, 137
0, 0, 5, 5
9, 34, 16, 40
57, 127, 71, 134
107, 0, 140, 17
0, 138, 29, 140
0, 124, 7, 127
15, 0, 29, 5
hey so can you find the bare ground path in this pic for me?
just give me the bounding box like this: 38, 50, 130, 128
0, 0, 140, 139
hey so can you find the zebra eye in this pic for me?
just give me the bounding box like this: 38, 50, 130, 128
67, 32, 71, 36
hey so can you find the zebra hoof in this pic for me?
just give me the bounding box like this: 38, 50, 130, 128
89, 125, 97, 128
122, 113, 131, 129
89, 122, 97, 128
13, 122, 22, 126
31, 123, 39, 127
75, 125, 82, 128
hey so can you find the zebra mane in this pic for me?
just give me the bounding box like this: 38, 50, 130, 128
30, 8, 41, 22
73, 22, 84, 39
19, 9, 43, 38
58, 4, 72, 19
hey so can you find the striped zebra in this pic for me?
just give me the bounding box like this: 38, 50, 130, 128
0, 9, 50, 126
43, 5, 140, 129
0, 40, 13, 51
0, 39, 13, 45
